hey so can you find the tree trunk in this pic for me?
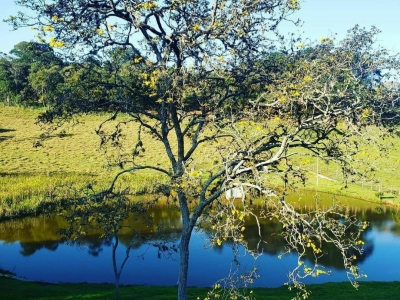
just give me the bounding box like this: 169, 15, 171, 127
176, 177, 200, 300
114, 278, 120, 300
178, 224, 193, 300
112, 235, 120, 300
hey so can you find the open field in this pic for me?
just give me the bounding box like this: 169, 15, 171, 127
1, 105, 400, 219
0, 106, 169, 218
1, 276, 399, 300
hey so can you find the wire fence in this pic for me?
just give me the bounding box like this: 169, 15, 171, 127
308, 159, 399, 201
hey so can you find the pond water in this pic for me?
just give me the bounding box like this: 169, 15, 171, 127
1, 194, 400, 288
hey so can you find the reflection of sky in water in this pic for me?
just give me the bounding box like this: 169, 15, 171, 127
1, 203, 400, 288
357, 228, 400, 282
2, 226, 400, 288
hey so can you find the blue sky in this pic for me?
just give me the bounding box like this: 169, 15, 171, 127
1, 0, 399, 54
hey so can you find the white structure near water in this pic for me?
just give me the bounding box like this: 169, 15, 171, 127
225, 186, 245, 200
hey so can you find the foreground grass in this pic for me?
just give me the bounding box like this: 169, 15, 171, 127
1, 277, 399, 300
2, 105, 400, 219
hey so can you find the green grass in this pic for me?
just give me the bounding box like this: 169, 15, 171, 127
1, 105, 400, 219
1, 277, 399, 300
0, 106, 168, 219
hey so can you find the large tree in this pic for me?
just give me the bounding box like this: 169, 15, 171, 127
8, 1, 400, 299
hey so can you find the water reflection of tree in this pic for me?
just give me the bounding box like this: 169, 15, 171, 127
0, 202, 184, 258
200, 201, 377, 281
19, 241, 59, 256
83, 236, 105, 257
2, 199, 400, 287
56, 191, 154, 300
228, 217, 375, 271
255, 207, 374, 271
366, 206, 400, 236
0, 215, 68, 243
297, 227, 374, 270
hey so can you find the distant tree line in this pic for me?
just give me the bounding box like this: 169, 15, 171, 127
0, 41, 130, 109
1, 41, 223, 110
1, 40, 394, 115
0, 41, 61, 106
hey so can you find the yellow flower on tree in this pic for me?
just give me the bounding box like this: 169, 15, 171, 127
297, 43, 305, 49
49, 37, 65, 48
290, 90, 300, 97
51, 16, 64, 22
192, 23, 200, 32
287, 0, 299, 10
362, 108, 372, 118
137, 1, 157, 10
320, 37, 334, 44
278, 95, 286, 102
43, 25, 54, 32
316, 269, 328, 276
303, 75, 312, 83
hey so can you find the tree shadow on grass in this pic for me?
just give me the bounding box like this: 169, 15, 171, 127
0, 128, 16, 133
0, 128, 16, 142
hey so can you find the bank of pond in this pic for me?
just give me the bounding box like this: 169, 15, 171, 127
1, 192, 400, 299
1, 278, 400, 300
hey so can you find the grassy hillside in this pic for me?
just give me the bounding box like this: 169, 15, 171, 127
0, 106, 168, 218
1, 105, 399, 219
